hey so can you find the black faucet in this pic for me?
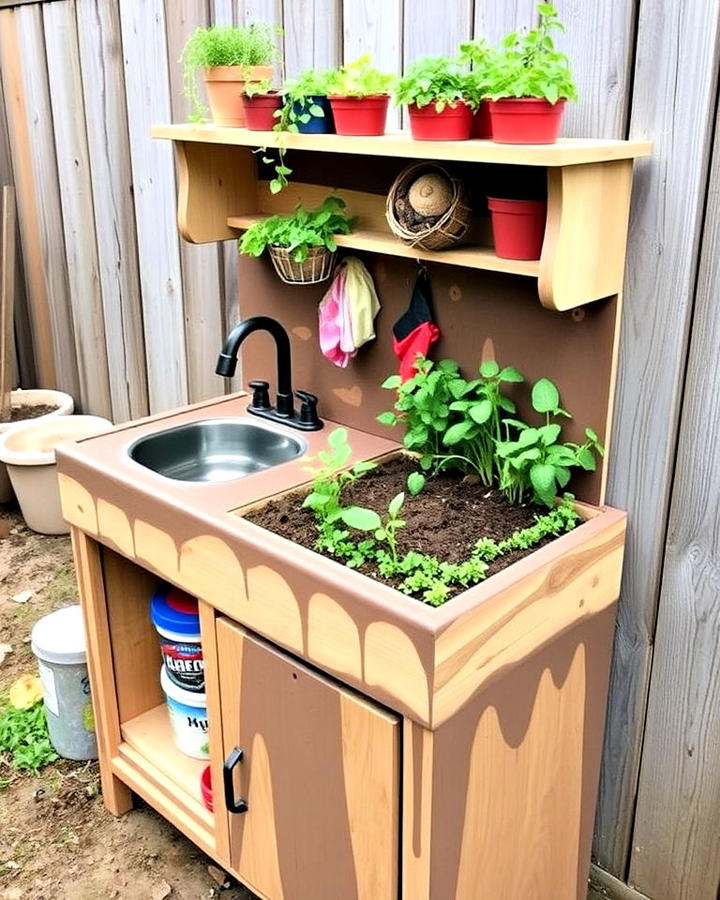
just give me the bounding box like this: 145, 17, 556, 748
216, 316, 323, 431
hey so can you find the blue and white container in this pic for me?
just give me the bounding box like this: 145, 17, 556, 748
160, 667, 209, 759
31, 605, 97, 761
150, 587, 204, 693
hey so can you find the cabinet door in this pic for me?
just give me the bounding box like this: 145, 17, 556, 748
216, 618, 400, 900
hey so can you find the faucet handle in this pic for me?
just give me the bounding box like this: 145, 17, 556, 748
295, 391, 322, 429
249, 380, 271, 410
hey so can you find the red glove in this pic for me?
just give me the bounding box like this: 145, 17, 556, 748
392, 268, 440, 381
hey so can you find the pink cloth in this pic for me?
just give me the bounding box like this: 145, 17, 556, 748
318, 268, 354, 367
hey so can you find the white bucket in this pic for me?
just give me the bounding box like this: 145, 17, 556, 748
31, 605, 98, 761
160, 667, 209, 759
0, 414, 112, 533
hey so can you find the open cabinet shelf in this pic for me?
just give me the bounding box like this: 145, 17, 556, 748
153, 124, 650, 310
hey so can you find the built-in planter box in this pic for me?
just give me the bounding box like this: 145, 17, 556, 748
57, 393, 625, 899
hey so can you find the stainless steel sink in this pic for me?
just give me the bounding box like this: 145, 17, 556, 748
128, 418, 305, 483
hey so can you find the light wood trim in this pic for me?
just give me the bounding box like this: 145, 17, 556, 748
120, 704, 213, 834
198, 599, 231, 865
539, 159, 634, 309
402, 720, 434, 900
112, 749, 215, 857
228, 213, 540, 277
175, 140, 257, 242
70, 529, 132, 815
153, 124, 652, 166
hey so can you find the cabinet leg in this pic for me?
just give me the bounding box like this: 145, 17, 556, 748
101, 772, 133, 816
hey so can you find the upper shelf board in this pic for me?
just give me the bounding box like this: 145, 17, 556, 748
151, 124, 651, 167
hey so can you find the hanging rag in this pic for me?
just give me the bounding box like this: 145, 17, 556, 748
392, 267, 441, 381
318, 257, 381, 367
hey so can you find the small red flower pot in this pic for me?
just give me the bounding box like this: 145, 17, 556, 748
488, 98, 566, 144
487, 197, 547, 260
407, 101, 474, 141
241, 93, 283, 131
471, 100, 492, 139
200, 765, 213, 812
328, 95, 389, 136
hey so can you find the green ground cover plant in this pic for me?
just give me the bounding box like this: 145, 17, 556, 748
0, 702, 57, 773
238, 196, 354, 261
394, 56, 479, 111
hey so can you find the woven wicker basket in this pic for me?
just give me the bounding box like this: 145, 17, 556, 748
386, 162, 472, 251
268, 245, 336, 284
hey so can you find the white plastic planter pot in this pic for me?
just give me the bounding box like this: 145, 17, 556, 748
0, 414, 112, 534
0, 389, 75, 502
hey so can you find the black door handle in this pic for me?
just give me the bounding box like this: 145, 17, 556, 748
223, 747, 248, 814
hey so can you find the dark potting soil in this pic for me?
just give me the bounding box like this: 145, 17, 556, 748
245, 455, 575, 602
7, 403, 60, 422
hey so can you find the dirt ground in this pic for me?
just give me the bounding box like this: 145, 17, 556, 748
0, 507, 256, 900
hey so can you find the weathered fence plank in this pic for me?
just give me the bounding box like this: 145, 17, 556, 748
43, 0, 113, 420
402, 0, 473, 63
119, 0, 188, 413
595, 0, 720, 878
627, 104, 720, 900
165, 0, 227, 404
0, 5, 79, 397
472, 0, 537, 44
342, 0, 402, 129
284, 0, 341, 74
76, 0, 148, 422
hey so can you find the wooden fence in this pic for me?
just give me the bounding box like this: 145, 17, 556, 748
1, 1, 720, 897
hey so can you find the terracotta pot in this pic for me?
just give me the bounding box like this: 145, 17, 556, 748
471, 100, 492, 139
487, 197, 547, 260
488, 97, 566, 144
0, 414, 112, 534
241, 92, 282, 131
203, 65, 274, 127
328, 95, 389, 136
0, 389, 75, 502
407, 101, 474, 141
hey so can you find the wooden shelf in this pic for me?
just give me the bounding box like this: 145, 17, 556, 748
152, 123, 651, 167
227, 214, 540, 277
118, 704, 214, 836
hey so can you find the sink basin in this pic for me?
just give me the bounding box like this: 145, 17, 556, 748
128, 418, 305, 483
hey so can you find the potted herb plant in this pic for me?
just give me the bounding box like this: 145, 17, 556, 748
240, 79, 282, 131
325, 56, 395, 136
238, 196, 355, 284
458, 38, 495, 138
181, 22, 279, 127
281, 68, 335, 134
395, 56, 478, 141
485, 3, 577, 143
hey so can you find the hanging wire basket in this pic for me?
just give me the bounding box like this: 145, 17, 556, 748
268, 245, 336, 284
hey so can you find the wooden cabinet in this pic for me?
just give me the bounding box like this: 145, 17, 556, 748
216, 619, 400, 900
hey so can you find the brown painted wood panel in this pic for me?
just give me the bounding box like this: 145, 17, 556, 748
627, 96, 720, 900
217, 617, 400, 900
595, 0, 720, 876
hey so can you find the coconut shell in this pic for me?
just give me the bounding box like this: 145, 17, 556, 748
407, 173, 453, 217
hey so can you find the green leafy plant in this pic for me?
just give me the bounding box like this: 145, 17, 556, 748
378, 358, 459, 470
239, 196, 355, 262
326, 55, 395, 96
496, 377, 604, 505
458, 38, 497, 103
395, 56, 478, 111
301, 427, 376, 554
0, 702, 57, 773
181, 22, 280, 121
407, 472, 426, 496
279, 68, 331, 126
485, 4, 577, 103
242, 77, 273, 97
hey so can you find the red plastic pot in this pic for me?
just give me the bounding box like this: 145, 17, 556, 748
241, 93, 283, 131
471, 100, 492, 139
488, 98, 566, 144
407, 101, 473, 141
328, 95, 389, 136
200, 765, 213, 812
487, 197, 547, 260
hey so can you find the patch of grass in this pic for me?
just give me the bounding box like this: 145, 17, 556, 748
45, 562, 78, 608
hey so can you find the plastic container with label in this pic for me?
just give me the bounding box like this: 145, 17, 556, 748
160, 667, 209, 759
150, 587, 204, 693
31, 605, 98, 761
